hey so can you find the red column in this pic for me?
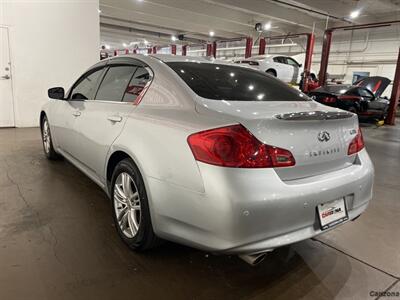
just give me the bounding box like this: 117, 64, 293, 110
125, 49, 129, 54
206, 43, 212, 57
385, 48, 400, 125
114, 50, 118, 56
152, 46, 157, 54
302, 33, 316, 93
147, 48, 152, 54
245, 37, 253, 58
318, 30, 333, 86
212, 41, 217, 58
258, 38, 266, 55
133, 49, 137, 54
182, 45, 187, 56
171, 44, 177, 55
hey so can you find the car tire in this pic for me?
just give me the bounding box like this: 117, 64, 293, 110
111, 158, 161, 251
41, 115, 62, 160
266, 69, 277, 77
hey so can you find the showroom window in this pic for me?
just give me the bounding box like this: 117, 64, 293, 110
122, 67, 152, 102
70, 68, 104, 100
95, 65, 137, 101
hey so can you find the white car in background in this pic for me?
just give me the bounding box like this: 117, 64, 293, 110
234, 55, 313, 84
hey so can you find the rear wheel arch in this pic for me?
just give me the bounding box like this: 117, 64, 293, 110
107, 151, 132, 185
106, 150, 147, 192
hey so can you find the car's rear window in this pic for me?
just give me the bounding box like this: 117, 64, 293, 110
166, 62, 309, 101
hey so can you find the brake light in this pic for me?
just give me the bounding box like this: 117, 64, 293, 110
323, 96, 337, 103
187, 124, 295, 168
348, 129, 365, 155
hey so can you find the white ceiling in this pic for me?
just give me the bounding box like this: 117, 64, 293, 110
99, 0, 400, 49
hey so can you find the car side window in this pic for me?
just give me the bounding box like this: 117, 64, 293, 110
346, 88, 373, 98
70, 68, 104, 100
286, 58, 299, 67
122, 67, 151, 102
358, 88, 374, 99
273, 57, 286, 64
95, 65, 137, 101
242, 61, 259, 66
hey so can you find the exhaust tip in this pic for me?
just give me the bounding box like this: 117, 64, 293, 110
238, 252, 268, 266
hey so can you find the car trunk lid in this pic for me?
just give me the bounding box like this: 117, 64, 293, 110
196, 100, 359, 180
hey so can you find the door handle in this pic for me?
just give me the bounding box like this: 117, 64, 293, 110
1, 74, 10, 80
72, 111, 81, 117
107, 116, 122, 122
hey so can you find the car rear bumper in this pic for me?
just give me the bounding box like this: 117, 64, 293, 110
147, 149, 374, 254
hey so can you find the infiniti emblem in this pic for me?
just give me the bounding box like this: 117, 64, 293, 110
318, 131, 330, 142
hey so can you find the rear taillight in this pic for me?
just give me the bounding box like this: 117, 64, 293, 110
187, 124, 295, 168
348, 129, 365, 155
323, 96, 337, 103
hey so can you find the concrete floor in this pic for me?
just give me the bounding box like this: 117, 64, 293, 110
0, 123, 399, 300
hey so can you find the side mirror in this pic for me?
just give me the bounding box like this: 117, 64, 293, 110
48, 87, 65, 100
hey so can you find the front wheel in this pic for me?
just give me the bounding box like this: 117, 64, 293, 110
41, 115, 61, 160
111, 158, 160, 251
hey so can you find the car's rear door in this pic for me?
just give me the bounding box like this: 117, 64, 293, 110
286, 57, 301, 83
73, 58, 152, 181
273, 56, 291, 82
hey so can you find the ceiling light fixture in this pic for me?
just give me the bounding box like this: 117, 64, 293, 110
350, 10, 360, 19
98, 9, 102, 13
171, 36, 177, 42
209, 31, 215, 37
123, 43, 128, 47
264, 22, 271, 30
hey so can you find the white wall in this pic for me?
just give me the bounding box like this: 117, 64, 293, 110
1, 0, 100, 127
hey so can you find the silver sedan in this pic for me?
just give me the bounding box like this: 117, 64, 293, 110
40, 54, 374, 264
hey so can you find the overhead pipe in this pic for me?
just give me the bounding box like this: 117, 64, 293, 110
187, 43, 298, 53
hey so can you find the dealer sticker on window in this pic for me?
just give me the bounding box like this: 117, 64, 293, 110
317, 198, 349, 230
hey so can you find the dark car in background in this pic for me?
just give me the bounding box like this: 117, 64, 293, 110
309, 76, 391, 120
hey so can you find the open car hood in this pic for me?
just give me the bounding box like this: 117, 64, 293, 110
354, 76, 390, 98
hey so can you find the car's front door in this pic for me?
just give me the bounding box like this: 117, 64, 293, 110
74, 58, 152, 182
52, 65, 106, 156
359, 88, 387, 113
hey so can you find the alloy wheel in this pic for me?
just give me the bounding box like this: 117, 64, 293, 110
114, 172, 141, 238
42, 119, 51, 154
